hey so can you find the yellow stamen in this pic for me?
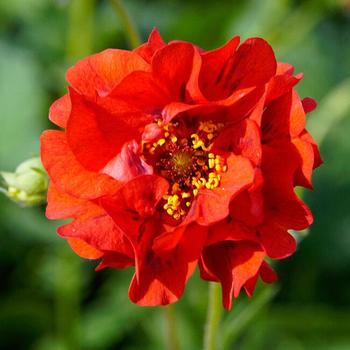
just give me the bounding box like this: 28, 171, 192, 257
208, 158, 215, 169
157, 138, 166, 146
171, 135, 177, 143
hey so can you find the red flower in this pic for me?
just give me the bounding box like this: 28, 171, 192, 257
41, 29, 321, 309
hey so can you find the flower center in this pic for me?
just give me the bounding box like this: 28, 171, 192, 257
143, 120, 227, 221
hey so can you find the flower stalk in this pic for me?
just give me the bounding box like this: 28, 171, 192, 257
109, 0, 142, 48
164, 305, 181, 350
204, 283, 222, 350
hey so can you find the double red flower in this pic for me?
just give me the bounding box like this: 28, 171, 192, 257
41, 29, 321, 309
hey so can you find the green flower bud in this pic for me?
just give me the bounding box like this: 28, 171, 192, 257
0, 157, 48, 206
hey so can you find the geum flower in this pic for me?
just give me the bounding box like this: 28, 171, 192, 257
41, 29, 321, 309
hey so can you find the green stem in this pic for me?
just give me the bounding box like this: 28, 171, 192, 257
67, 0, 95, 60
55, 246, 82, 350
203, 283, 222, 350
109, 0, 142, 48
163, 305, 181, 350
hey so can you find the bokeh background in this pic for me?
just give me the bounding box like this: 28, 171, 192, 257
0, 0, 350, 349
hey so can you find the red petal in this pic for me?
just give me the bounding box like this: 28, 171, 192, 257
244, 260, 277, 296
134, 28, 166, 63
260, 261, 277, 283
128, 257, 189, 306
262, 90, 306, 143
213, 119, 262, 166
66, 88, 151, 171
95, 252, 134, 270
206, 220, 259, 246
187, 155, 254, 225
200, 241, 265, 309
49, 182, 134, 259
49, 94, 71, 128
152, 42, 195, 100
102, 140, 153, 181
58, 208, 133, 256
46, 183, 87, 219
300, 130, 323, 169
293, 137, 315, 188
244, 273, 259, 297
302, 97, 317, 113
110, 71, 171, 112
262, 143, 313, 230
229, 38, 277, 89
67, 237, 103, 259
199, 36, 240, 100
276, 62, 294, 75
66, 49, 150, 98
259, 224, 296, 259
40, 130, 119, 199
229, 169, 264, 227
177, 223, 208, 262
100, 175, 169, 240
266, 72, 302, 104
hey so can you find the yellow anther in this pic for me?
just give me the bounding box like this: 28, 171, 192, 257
215, 164, 222, 172
199, 121, 218, 133
186, 201, 191, 207
157, 138, 166, 146
205, 172, 221, 189
193, 189, 199, 197
191, 134, 205, 150
181, 192, 191, 199
168, 194, 179, 206
171, 135, 178, 143
192, 177, 207, 189
208, 153, 215, 159
208, 159, 215, 169
222, 165, 228, 172
167, 208, 174, 215
164, 132, 169, 137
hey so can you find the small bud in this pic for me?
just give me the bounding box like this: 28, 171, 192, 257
0, 157, 48, 206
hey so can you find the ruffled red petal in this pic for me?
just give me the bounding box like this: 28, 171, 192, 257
49, 93, 71, 128
67, 237, 103, 259
66, 88, 152, 171
200, 241, 265, 309
134, 28, 166, 63
41, 130, 119, 199
66, 49, 150, 98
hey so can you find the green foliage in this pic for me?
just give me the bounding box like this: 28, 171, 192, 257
0, 0, 350, 349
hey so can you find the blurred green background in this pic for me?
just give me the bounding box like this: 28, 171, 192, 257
0, 0, 350, 349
